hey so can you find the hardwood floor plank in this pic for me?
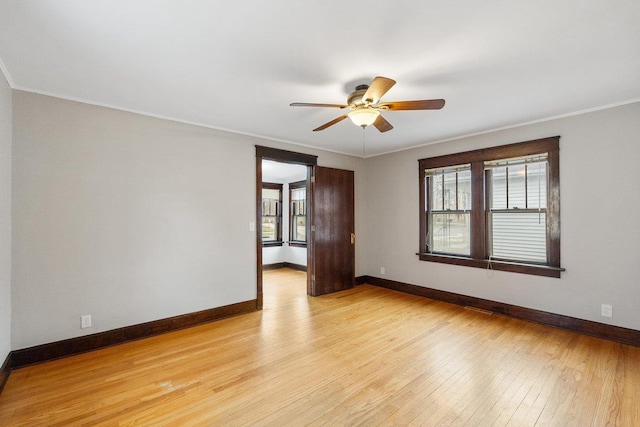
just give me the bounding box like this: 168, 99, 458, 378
1, 268, 639, 425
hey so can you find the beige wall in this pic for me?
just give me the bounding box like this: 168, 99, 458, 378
11, 91, 364, 349
0, 70, 11, 361
9, 87, 639, 351
364, 102, 640, 330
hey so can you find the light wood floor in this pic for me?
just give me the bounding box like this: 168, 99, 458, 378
1, 269, 638, 426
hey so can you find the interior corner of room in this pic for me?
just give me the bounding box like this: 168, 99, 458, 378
1, 2, 639, 423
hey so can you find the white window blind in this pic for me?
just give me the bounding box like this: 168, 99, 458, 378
491, 212, 547, 262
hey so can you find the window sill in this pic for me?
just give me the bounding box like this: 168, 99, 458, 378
416, 253, 564, 278
263, 241, 284, 247
288, 241, 307, 248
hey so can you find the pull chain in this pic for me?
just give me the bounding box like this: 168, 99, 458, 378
362, 126, 366, 157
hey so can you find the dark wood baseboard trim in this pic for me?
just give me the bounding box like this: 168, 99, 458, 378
0, 352, 10, 393
285, 262, 307, 272
10, 299, 257, 370
257, 292, 263, 310
263, 262, 307, 272
355, 275, 367, 286
263, 262, 287, 271
363, 275, 640, 348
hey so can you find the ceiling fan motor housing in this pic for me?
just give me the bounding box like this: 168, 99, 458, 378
347, 85, 370, 107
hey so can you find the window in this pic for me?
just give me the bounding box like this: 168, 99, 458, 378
486, 155, 548, 263
426, 165, 472, 256
418, 136, 563, 278
289, 180, 307, 247
262, 182, 283, 246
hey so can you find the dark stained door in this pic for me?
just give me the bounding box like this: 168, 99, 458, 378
309, 166, 355, 296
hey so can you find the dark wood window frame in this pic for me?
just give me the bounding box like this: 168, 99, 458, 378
418, 136, 564, 278
288, 179, 307, 248
262, 182, 283, 247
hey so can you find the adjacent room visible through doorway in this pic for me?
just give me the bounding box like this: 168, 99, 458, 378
260, 159, 309, 303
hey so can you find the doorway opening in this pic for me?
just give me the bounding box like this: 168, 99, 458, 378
261, 159, 309, 303
255, 146, 317, 309
256, 146, 355, 309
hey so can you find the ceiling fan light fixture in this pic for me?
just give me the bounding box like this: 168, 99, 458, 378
291, 76, 444, 132
348, 108, 379, 128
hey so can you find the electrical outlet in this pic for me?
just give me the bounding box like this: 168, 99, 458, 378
249, 221, 255, 232
601, 304, 613, 318
81, 314, 92, 329
380, 267, 385, 275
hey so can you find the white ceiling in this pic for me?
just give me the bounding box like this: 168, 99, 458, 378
1, 1, 639, 157
262, 160, 307, 183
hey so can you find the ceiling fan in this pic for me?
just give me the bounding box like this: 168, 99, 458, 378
290, 76, 445, 133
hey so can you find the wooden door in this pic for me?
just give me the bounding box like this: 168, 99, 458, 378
309, 166, 355, 296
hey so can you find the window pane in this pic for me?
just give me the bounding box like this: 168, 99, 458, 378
292, 216, 306, 241
443, 171, 457, 210
527, 162, 547, 209
291, 188, 306, 214
290, 184, 306, 242
291, 188, 305, 201
491, 167, 507, 209
491, 212, 546, 262
292, 198, 306, 215
507, 165, 526, 209
426, 165, 472, 256
457, 169, 471, 211
262, 217, 276, 241
432, 174, 443, 211
429, 212, 471, 256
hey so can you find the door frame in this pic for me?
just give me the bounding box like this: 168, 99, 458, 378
255, 146, 317, 309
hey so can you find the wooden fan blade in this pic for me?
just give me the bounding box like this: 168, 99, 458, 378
363, 76, 396, 104
290, 102, 348, 109
380, 99, 446, 110
313, 114, 349, 131
372, 115, 393, 133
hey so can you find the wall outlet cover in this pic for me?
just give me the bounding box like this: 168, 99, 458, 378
81, 314, 92, 328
